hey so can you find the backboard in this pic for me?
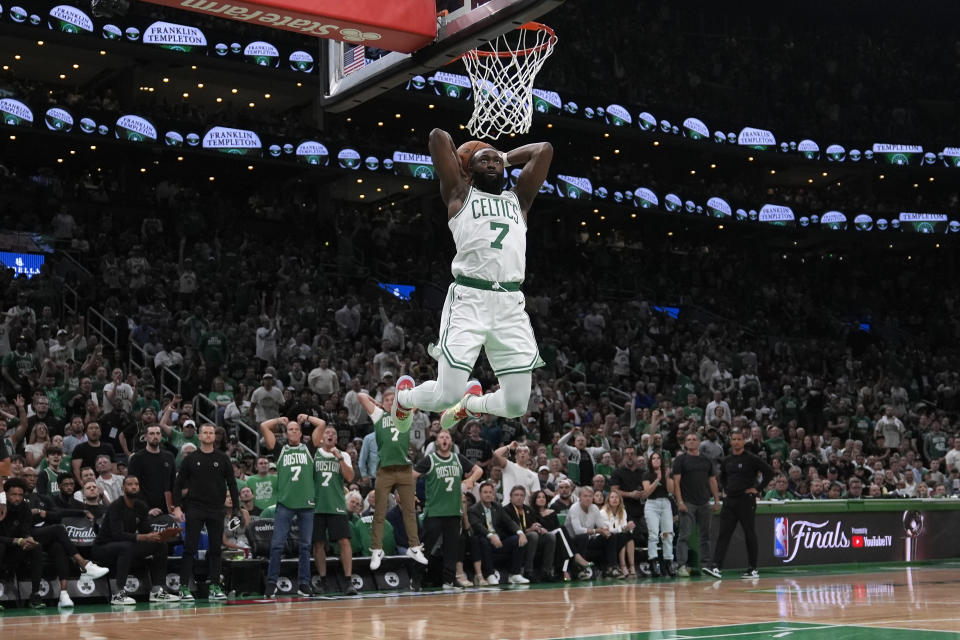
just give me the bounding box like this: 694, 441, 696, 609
322, 0, 565, 112
141, 0, 438, 52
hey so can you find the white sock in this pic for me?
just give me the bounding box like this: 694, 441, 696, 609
464, 372, 532, 418
402, 362, 470, 412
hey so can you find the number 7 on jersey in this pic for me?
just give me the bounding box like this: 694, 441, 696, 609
489, 221, 509, 249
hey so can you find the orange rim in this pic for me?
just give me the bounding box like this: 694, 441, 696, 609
466, 22, 556, 59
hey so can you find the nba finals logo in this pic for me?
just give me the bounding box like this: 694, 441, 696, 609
774, 516, 789, 558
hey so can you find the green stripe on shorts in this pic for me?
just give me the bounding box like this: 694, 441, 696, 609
440, 285, 475, 372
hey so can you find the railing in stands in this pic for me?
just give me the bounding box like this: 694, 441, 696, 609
606, 385, 632, 405
558, 361, 586, 383
159, 366, 181, 397
128, 341, 149, 375
193, 392, 259, 458
61, 283, 79, 322
86, 307, 118, 350
58, 250, 93, 279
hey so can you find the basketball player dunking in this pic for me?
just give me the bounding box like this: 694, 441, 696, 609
392, 128, 553, 431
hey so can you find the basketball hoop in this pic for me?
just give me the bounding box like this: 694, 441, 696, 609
460, 22, 557, 140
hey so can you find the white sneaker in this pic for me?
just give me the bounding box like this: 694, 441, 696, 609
82, 562, 110, 579
58, 591, 74, 608
369, 548, 385, 571
149, 589, 181, 602
702, 566, 722, 579
441, 583, 462, 591
485, 574, 499, 585
111, 590, 136, 606
406, 545, 429, 565
508, 574, 530, 585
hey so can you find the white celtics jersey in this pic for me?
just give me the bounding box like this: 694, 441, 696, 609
449, 187, 526, 283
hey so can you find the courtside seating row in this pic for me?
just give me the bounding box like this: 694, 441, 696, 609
0, 515, 418, 607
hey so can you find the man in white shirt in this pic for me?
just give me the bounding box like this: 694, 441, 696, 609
493, 441, 541, 505
94, 454, 123, 503
153, 342, 184, 370
563, 486, 617, 578
48, 329, 76, 366
343, 378, 369, 428
249, 373, 284, 427
255, 316, 279, 365
945, 438, 960, 473
307, 358, 339, 401
710, 363, 734, 395
334, 299, 360, 338
372, 343, 400, 382
875, 406, 905, 450
102, 367, 136, 415
704, 391, 733, 427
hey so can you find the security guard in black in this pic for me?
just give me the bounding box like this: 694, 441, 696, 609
172, 424, 240, 595
712, 430, 774, 573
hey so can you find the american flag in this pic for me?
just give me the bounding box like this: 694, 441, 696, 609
343, 45, 365, 75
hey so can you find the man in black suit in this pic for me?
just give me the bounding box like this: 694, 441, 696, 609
467, 482, 529, 585
506, 485, 556, 581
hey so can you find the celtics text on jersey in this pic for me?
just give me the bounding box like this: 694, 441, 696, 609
449, 187, 526, 284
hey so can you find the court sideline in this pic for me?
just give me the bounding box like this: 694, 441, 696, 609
2, 564, 960, 639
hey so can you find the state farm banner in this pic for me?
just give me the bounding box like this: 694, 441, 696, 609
718, 506, 960, 568
140, 0, 437, 52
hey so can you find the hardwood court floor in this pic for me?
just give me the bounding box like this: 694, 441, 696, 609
3, 564, 960, 640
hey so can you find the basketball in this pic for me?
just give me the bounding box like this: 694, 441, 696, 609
157, 527, 183, 541
457, 140, 493, 173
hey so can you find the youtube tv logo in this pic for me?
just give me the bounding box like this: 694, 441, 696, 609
852, 535, 865, 548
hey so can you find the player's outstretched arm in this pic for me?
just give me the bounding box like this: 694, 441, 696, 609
508, 142, 553, 215
429, 128, 469, 212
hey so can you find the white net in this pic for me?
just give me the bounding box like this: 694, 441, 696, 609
461, 23, 557, 140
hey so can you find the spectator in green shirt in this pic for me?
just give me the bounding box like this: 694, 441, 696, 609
595, 451, 615, 478
199, 324, 228, 372
2, 335, 38, 397
161, 415, 199, 467
133, 384, 161, 417
776, 385, 801, 423
764, 475, 796, 500
683, 393, 704, 424
245, 456, 278, 512
764, 426, 790, 461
